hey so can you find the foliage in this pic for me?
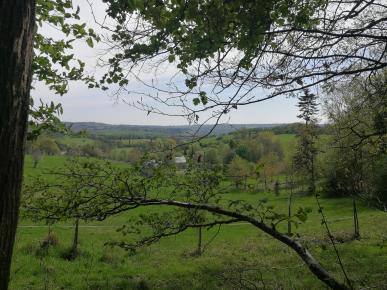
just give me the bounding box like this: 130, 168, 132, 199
202, 148, 221, 167
227, 156, 252, 187
293, 89, 319, 194
369, 155, 387, 210
34, 0, 99, 95
321, 147, 364, 197
259, 152, 283, 184
28, 0, 101, 139
104, 0, 320, 71
322, 72, 387, 209
236, 139, 262, 163
29, 135, 61, 156
324, 71, 387, 151
28, 100, 66, 141
97, 0, 386, 124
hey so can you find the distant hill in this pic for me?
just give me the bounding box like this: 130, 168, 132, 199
64, 122, 286, 139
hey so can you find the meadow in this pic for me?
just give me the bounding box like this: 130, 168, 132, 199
9, 155, 387, 289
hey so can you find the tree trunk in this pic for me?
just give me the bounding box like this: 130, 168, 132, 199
69, 218, 80, 260
48, 223, 52, 235
0, 1, 36, 289
353, 198, 360, 239
288, 180, 293, 236
310, 154, 316, 195
197, 226, 202, 255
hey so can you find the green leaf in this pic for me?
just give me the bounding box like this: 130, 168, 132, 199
168, 55, 175, 63
86, 37, 94, 48
199, 91, 208, 105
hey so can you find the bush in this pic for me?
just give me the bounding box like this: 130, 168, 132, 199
322, 171, 351, 197
369, 155, 387, 210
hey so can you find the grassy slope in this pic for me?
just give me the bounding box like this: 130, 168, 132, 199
11, 154, 387, 289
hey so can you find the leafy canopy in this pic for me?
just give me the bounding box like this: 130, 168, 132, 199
29, 0, 100, 139
103, 0, 325, 89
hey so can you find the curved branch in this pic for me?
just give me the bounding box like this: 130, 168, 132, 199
131, 198, 350, 290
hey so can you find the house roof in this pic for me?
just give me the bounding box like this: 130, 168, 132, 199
175, 156, 187, 164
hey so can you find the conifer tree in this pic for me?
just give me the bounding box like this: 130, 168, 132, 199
294, 89, 319, 194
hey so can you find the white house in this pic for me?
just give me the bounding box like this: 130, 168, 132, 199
174, 156, 187, 169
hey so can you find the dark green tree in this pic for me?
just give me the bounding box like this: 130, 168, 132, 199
322, 71, 387, 238
293, 89, 319, 195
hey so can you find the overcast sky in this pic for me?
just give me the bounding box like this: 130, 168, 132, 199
33, 0, 308, 126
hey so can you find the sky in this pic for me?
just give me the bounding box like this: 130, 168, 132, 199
33, 0, 309, 126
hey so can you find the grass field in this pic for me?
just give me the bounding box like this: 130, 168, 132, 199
55, 136, 96, 147
9, 155, 387, 289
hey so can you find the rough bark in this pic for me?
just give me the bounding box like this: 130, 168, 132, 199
0, 1, 36, 289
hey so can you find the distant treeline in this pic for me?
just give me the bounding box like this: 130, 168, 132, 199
250, 123, 329, 135
64, 122, 285, 139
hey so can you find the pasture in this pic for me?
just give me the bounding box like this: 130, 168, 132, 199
9, 156, 387, 289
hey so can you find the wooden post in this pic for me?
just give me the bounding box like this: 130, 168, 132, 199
197, 227, 202, 255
